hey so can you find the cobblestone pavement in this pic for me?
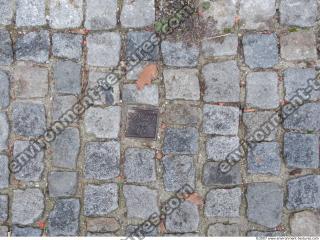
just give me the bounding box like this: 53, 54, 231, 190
0, 0, 320, 237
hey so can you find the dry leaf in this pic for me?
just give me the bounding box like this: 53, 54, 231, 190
235, 16, 241, 25
36, 220, 46, 229
156, 151, 163, 160
275, 224, 286, 232
185, 192, 204, 208
218, 102, 224, 106
160, 123, 167, 129
136, 64, 158, 90
159, 219, 166, 234
244, 108, 256, 113
70, 28, 90, 35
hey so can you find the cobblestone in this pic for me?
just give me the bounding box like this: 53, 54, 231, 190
12, 226, 42, 237
0, 226, 7, 237
290, 211, 320, 236
202, 34, 238, 57
122, 84, 159, 106
163, 128, 198, 154
0, 195, 7, 223
0, 113, 8, 151
203, 162, 241, 186
48, 171, 78, 197
207, 224, 240, 236
0, 29, 13, 65
206, 136, 240, 161
87, 217, 120, 233
0, 155, 8, 189
0, 0, 13, 25
0, 71, 9, 109
52, 33, 83, 61
16, 0, 46, 27
127, 32, 159, 61
164, 104, 201, 125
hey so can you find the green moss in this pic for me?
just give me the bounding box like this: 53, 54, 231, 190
223, 28, 232, 33
288, 27, 298, 32
202, 1, 211, 11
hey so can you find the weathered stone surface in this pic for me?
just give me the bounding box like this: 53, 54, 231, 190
85, 141, 120, 180
49, 0, 83, 29
124, 148, 156, 183
163, 128, 198, 154
13, 140, 44, 182
0, 195, 7, 223
126, 224, 158, 236
12, 226, 42, 236
164, 104, 201, 125
164, 69, 200, 100
247, 183, 283, 228
0, 113, 8, 151
52, 95, 78, 121
12, 102, 46, 137
165, 201, 199, 233
206, 136, 239, 161
127, 61, 151, 80
13, 64, 48, 98
84, 106, 121, 139
290, 211, 320, 236
207, 224, 240, 236
87, 32, 121, 67
123, 185, 159, 219
0, 0, 13, 25
243, 33, 278, 69
205, 188, 241, 217
15, 30, 49, 63
239, 0, 276, 29
121, 0, 155, 27
202, 34, 238, 57
203, 162, 241, 186
16, 0, 46, 27
246, 72, 279, 109
0, 29, 13, 65
122, 84, 159, 106
12, 189, 44, 225
87, 218, 120, 233
48, 199, 80, 236
280, 0, 318, 27
52, 128, 80, 169
48, 172, 78, 197
0, 155, 8, 189
284, 133, 319, 169
0, 71, 9, 109
247, 142, 281, 175
280, 31, 317, 61
161, 41, 199, 67
203, 105, 239, 135
247, 231, 285, 237
85, 0, 117, 30
163, 155, 195, 192
287, 175, 320, 210
84, 184, 118, 216
52, 33, 83, 61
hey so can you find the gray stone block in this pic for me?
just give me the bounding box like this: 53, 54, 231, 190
0, 113, 9, 151
48, 171, 78, 197
0, 29, 13, 65
52, 33, 83, 61
247, 182, 283, 228
0, 195, 7, 223
0, 71, 9, 109
52, 95, 78, 121
247, 231, 285, 237
126, 224, 158, 236
0, 0, 13, 25
164, 104, 201, 125
207, 224, 240, 236
206, 136, 239, 161
122, 84, 159, 106
12, 226, 42, 236
0, 226, 7, 237
290, 211, 320, 236
202, 34, 238, 57
87, 217, 120, 233
16, 0, 46, 27
0, 155, 8, 189
203, 162, 241, 186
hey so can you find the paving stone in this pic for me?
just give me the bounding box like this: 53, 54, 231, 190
246, 72, 279, 109
206, 136, 240, 161
284, 68, 319, 101
53, 60, 81, 95
203, 162, 241, 186
203, 105, 239, 135
13, 140, 44, 182
165, 201, 199, 233
12, 102, 46, 137
84, 106, 121, 139
0, 195, 7, 223
280, 31, 317, 61
202, 34, 238, 57
16, 0, 46, 27
161, 41, 199, 67
163, 155, 195, 192
163, 128, 198, 154
52, 33, 83, 61
284, 133, 319, 169
87, 218, 120, 233
207, 224, 240, 236
247, 142, 281, 175
15, 30, 49, 63
0, 71, 9, 109
0, 113, 9, 151
163, 69, 200, 100
127, 61, 151, 80
164, 104, 201, 125
126, 32, 159, 61
122, 84, 159, 106
49, 0, 83, 29
287, 175, 320, 210
247, 183, 283, 228
120, 0, 155, 27
12, 226, 42, 236
12, 189, 44, 225
87, 32, 121, 67
243, 33, 278, 69
13, 63, 48, 98
280, 0, 318, 27
283, 103, 320, 131
0, 29, 13, 65
0, 226, 7, 237
126, 224, 158, 236
290, 211, 320, 236
239, 0, 276, 29
52, 128, 80, 169
243, 111, 279, 141
125, 108, 158, 139
85, 0, 117, 30
84, 184, 118, 216
48, 199, 80, 236
123, 185, 159, 219
247, 231, 285, 237
52, 95, 78, 121
0, 155, 8, 189
124, 148, 156, 183
85, 141, 120, 180
0, 0, 13, 25
205, 188, 241, 217
48, 171, 78, 197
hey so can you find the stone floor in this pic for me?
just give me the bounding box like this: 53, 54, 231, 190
0, 0, 320, 237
